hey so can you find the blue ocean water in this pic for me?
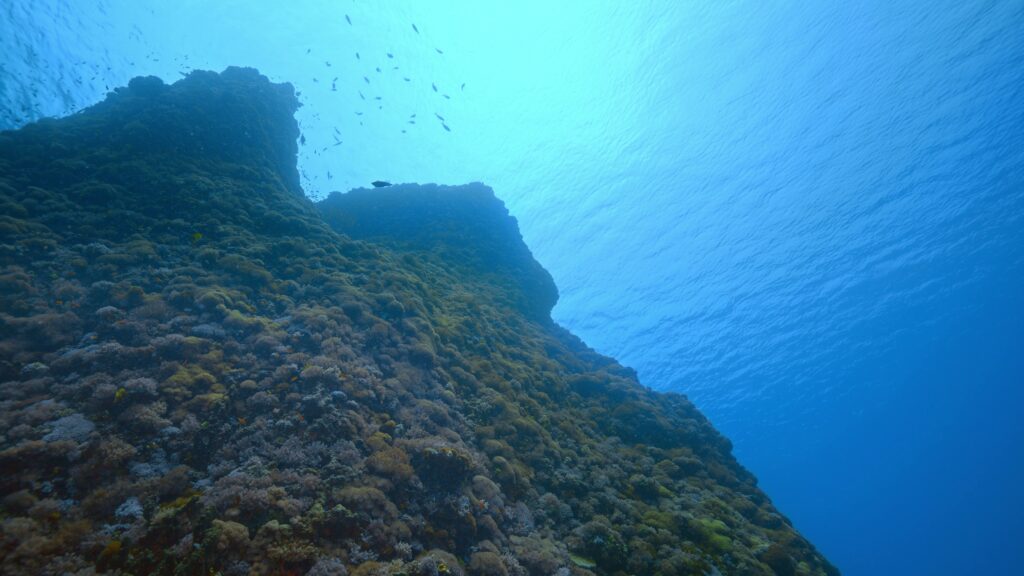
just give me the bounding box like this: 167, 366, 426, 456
3, 1, 1023, 574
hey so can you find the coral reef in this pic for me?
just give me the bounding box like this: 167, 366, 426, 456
0, 68, 837, 575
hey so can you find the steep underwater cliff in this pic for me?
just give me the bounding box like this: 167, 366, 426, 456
0, 68, 836, 576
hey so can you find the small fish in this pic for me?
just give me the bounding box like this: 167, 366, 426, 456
410, 113, 417, 118
355, 52, 360, 60
375, 96, 382, 100
345, 14, 351, 25
435, 47, 444, 54
403, 77, 411, 82
372, 180, 391, 187
443, 94, 450, 100
334, 127, 341, 135
363, 76, 370, 84
325, 61, 332, 67
461, 83, 466, 91
376, 67, 381, 73
412, 23, 419, 34
327, 172, 333, 180
305, 48, 311, 54
401, 129, 407, 133
435, 112, 445, 121
356, 111, 364, 116
408, 120, 416, 124
442, 123, 451, 132
432, 83, 438, 92
387, 52, 394, 59
359, 91, 365, 100
300, 134, 306, 145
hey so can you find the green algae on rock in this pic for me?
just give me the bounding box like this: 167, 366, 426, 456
0, 68, 837, 576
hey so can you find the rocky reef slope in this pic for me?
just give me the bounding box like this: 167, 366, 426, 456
0, 68, 836, 576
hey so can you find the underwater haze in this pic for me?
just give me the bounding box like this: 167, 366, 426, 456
3, 1, 1024, 574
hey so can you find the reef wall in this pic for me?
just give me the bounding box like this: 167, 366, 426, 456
0, 68, 836, 575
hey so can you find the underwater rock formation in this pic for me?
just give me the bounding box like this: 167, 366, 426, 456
0, 67, 837, 575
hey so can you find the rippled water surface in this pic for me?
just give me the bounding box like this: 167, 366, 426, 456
4, 2, 1023, 573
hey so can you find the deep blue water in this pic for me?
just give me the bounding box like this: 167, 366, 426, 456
4, 2, 1023, 573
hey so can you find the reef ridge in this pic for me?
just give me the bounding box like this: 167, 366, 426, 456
0, 67, 837, 576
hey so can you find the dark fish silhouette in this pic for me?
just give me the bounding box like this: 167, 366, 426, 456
434, 113, 445, 121
359, 91, 365, 100
356, 112, 364, 116
372, 180, 391, 188
431, 83, 438, 92
412, 23, 419, 34
375, 96, 382, 100
410, 113, 417, 118
356, 52, 360, 60
325, 61, 332, 67
300, 134, 306, 145
442, 123, 451, 132
376, 67, 381, 73
387, 53, 394, 59
461, 83, 466, 91
435, 48, 444, 54
306, 48, 311, 54
443, 94, 450, 100
363, 76, 370, 84
403, 77, 411, 82
345, 14, 351, 25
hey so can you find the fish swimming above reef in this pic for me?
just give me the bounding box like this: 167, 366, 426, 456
371, 180, 391, 187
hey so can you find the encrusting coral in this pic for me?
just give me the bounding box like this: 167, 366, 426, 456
0, 67, 837, 575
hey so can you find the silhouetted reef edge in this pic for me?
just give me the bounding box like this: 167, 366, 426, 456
0, 68, 837, 576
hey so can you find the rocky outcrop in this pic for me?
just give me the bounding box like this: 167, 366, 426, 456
0, 68, 836, 576
318, 183, 558, 322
